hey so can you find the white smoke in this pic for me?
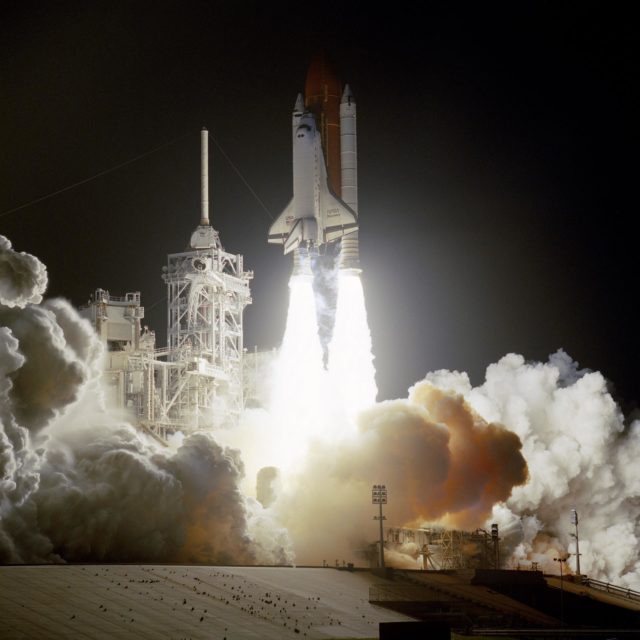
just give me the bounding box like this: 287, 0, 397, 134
427, 351, 640, 589
0, 237, 291, 565
269, 380, 527, 565
0, 236, 48, 308
233, 264, 640, 590
230, 272, 527, 567
3, 235, 639, 590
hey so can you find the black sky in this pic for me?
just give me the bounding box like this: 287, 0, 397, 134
1, 2, 636, 404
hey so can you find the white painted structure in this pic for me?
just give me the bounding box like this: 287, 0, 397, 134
267, 101, 358, 272
338, 85, 360, 272
161, 223, 252, 431
82, 129, 252, 442
80, 289, 157, 424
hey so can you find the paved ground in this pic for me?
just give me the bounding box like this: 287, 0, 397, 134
0, 565, 412, 639
401, 571, 558, 626
545, 575, 640, 612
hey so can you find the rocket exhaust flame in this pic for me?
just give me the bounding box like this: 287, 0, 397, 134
2, 55, 640, 583
267, 274, 329, 473
2, 228, 640, 588
328, 272, 377, 419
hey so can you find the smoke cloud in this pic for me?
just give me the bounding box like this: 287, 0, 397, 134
270, 381, 527, 565
0, 237, 291, 565
3, 235, 639, 593
232, 268, 640, 590
0, 236, 47, 308
425, 351, 640, 588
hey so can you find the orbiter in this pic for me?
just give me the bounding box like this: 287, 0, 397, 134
268, 54, 360, 274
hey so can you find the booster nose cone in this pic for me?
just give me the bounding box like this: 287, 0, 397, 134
293, 93, 305, 113
341, 84, 354, 104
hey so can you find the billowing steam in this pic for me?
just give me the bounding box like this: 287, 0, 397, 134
0, 236, 48, 308
229, 270, 528, 567
0, 235, 291, 564
233, 266, 640, 589
2, 233, 639, 591
267, 378, 528, 565
427, 352, 640, 589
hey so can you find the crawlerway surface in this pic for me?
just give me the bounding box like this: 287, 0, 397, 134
0, 564, 412, 639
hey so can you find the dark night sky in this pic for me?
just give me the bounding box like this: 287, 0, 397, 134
1, 2, 636, 405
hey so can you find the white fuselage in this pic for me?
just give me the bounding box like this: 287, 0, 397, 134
268, 100, 357, 255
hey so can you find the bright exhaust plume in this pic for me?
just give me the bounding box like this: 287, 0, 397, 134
2, 234, 640, 590
328, 272, 377, 419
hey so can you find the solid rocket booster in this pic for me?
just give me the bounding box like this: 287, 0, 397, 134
338, 84, 360, 271
269, 54, 359, 273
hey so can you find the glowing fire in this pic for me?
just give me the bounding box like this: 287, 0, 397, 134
328, 272, 377, 421
267, 274, 329, 474
264, 271, 378, 476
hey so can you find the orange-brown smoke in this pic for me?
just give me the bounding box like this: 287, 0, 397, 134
275, 381, 528, 564
409, 383, 529, 528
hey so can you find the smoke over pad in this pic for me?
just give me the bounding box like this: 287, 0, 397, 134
0, 299, 101, 432
0, 236, 291, 565
408, 383, 529, 527
0, 236, 48, 308
276, 382, 527, 565
464, 351, 640, 588
169, 434, 256, 564
350, 382, 528, 529
257, 466, 280, 508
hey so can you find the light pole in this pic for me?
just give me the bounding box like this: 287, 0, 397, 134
491, 523, 500, 568
372, 484, 387, 569
570, 508, 581, 579
553, 554, 569, 626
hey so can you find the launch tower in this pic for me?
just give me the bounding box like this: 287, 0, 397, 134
82, 129, 252, 440
161, 130, 252, 428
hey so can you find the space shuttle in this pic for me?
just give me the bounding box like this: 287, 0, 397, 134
268, 54, 360, 274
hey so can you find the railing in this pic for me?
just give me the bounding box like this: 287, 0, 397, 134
369, 584, 438, 602
93, 289, 141, 304
580, 577, 640, 603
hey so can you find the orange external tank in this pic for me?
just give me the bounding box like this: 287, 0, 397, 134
305, 52, 342, 197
